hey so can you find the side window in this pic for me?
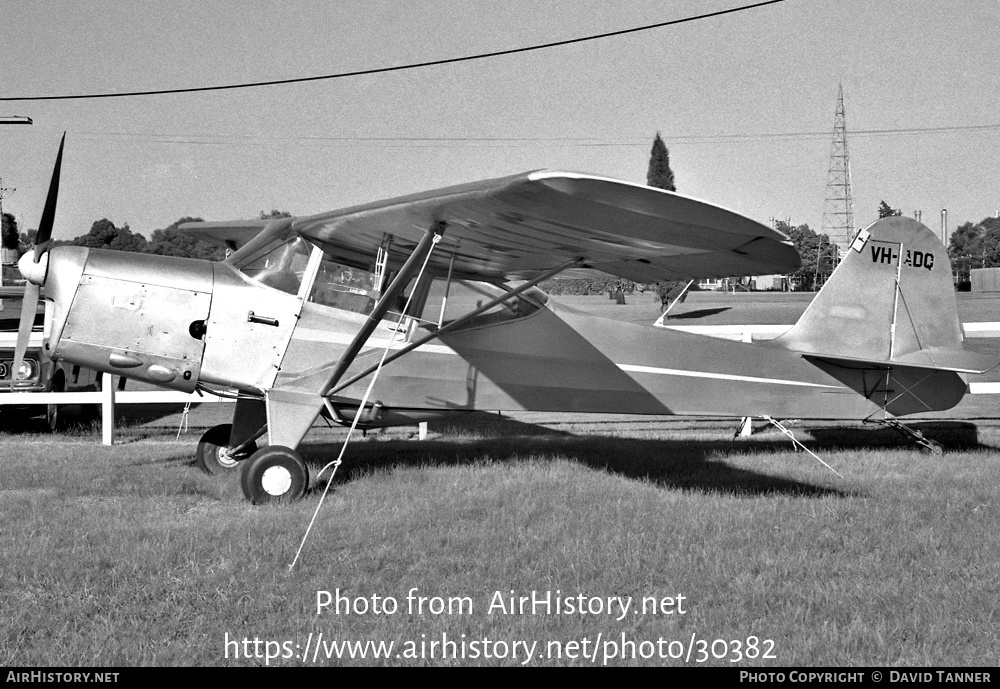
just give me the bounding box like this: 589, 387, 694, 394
309, 256, 380, 315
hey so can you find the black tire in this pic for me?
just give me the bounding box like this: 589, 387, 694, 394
240, 445, 309, 505
45, 376, 64, 433
85, 374, 103, 422
195, 423, 257, 474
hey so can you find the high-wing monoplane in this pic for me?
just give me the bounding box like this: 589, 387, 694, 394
14, 136, 995, 503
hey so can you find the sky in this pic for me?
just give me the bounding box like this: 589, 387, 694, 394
1, 0, 998, 244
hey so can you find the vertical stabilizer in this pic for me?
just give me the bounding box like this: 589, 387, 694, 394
772, 217, 988, 373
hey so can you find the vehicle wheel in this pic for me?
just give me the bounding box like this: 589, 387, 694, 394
80, 373, 104, 423
240, 445, 309, 505
195, 423, 257, 474
45, 377, 64, 433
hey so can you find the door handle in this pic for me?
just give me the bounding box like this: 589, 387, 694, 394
248, 311, 279, 327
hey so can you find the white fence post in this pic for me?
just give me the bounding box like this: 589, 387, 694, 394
101, 372, 115, 446
737, 329, 754, 436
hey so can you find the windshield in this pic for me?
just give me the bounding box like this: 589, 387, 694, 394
236, 235, 312, 296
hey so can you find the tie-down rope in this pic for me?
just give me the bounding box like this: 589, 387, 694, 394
290, 234, 441, 570
763, 415, 843, 478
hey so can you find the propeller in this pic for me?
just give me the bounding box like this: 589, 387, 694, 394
11, 133, 65, 390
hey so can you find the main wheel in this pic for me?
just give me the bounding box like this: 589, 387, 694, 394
195, 423, 257, 474
45, 376, 64, 433
240, 445, 309, 504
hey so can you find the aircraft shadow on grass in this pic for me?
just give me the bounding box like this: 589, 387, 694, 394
660, 307, 731, 320
804, 421, 986, 451
297, 412, 854, 499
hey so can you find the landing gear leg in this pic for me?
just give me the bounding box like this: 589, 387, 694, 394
240, 446, 309, 504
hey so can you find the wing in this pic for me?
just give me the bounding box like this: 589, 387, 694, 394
177, 220, 269, 251
186, 170, 799, 281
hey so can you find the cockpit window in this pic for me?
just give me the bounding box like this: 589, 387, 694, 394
309, 257, 380, 314
237, 236, 312, 295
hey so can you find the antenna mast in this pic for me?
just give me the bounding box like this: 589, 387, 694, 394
0, 178, 13, 224
814, 84, 855, 289
821, 84, 855, 252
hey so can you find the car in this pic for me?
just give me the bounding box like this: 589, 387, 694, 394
0, 285, 101, 431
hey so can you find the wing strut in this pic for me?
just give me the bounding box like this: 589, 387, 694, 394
318, 224, 445, 397
328, 257, 582, 397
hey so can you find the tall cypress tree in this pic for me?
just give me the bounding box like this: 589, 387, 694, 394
647, 133, 686, 311
647, 132, 676, 192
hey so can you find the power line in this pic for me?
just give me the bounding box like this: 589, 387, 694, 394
42, 121, 1000, 149
0, 0, 787, 102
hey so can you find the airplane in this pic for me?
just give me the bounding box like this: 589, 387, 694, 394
12, 135, 996, 504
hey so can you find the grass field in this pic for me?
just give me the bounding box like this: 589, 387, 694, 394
1, 291, 998, 667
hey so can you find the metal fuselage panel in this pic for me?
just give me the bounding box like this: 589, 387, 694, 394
273, 301, 376, 389
199, 264, 303, 392
45, 251, 304, 394
53, 250, 213, 391
335, 299, 956, 420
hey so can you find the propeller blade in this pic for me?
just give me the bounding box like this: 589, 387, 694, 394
12, 134, 65, 389
33, 132, 65, 262
10, 282, 40, 390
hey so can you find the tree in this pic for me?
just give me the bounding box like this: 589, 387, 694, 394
148, 217, 225, 261
18, 228, 37, 255
260, 209, 292, 220
947, 216, 1000, 276
949, 221, 982, 257
71, 219, 148, 253
1, 213, 18, 250
878, 200, 901, 218
646, 132, 676, 192
981, 229, 1000, 268
646, 132, 687, 311
775, 221, 831, 291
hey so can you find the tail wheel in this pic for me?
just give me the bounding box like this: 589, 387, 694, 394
920, 439, 945, 457
240, 446, 308, 505
195, 423, 257, 474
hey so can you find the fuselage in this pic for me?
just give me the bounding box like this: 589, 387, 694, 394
36, 243, 967, 424
331, 298, 966, 420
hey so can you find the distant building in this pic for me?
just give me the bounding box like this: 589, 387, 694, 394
751, 274, 789, 291
697, 275, 789, 292
697, 278, 725, 291
971, 268, 1000, 292
1, 248, 19, 286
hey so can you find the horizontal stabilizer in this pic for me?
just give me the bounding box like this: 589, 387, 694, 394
805, 345, 996, 374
